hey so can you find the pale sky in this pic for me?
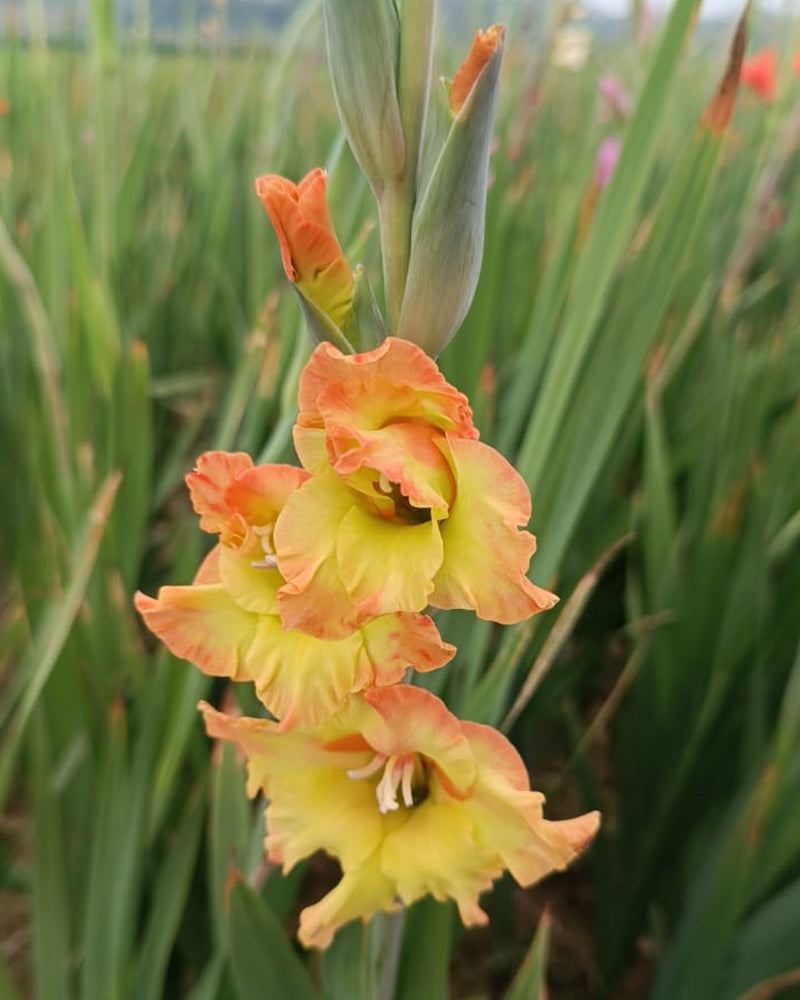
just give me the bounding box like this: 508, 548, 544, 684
585, 0, 799, 17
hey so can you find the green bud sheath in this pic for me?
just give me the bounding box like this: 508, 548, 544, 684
397, 27, 504, 357
323, 0, 406, 194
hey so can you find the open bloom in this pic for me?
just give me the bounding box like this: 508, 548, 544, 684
135, 452, 453, 729
201, 685, 600, 949
255, 168, 354, 330
740, 48, 777, 101
273, 338, 557, 639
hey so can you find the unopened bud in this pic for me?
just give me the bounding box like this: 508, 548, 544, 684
397, 26, 504, 356
323, 0, 405, 192
255, 168, 356, 350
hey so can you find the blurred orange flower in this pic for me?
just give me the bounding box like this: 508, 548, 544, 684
740, 48, 777, 101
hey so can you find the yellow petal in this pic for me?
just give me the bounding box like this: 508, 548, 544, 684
274, 471, 364, 638
336, 505, 443, 617
218, 544, 281, 615
134, 586, 257, 680
200, 703, 384, 871
380, 799, 497, 920
432, 437, 558, 623
298, 858, 396, 950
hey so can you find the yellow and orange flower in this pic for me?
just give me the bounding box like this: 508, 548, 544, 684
135, 452, 454, 729
740, 48, 777, 101
273, 337, 557, 638
255, 168, 354, 329
201, 685, 600, 949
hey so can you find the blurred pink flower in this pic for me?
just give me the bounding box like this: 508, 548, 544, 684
597, 76, 631, 120
595, 138, 621, 188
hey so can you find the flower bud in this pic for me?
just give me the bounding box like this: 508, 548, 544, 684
396, 26, 504, 356
255, 168, 355, 349
322, 0, 405, 192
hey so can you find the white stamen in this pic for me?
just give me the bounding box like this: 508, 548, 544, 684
348, 752, 419, 814
375, 759, 401, 813
347, 753, 387, 781
250, 555, 278, 569
377, 473, 393, 494
400, 757, 415, 808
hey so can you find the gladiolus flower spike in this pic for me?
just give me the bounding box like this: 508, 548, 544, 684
201, 686, 600, 949
274, 337, 557, 639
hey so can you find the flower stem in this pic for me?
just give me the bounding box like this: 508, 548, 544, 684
368, 909, 406, 1000
380, 0, 435, 335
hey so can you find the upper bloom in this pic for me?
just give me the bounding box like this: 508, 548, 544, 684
135, 451, 454, 729
273, 338, 557, 638
255, 168, 354, 329
201, 685, 600, 949
740, 48, 777, 101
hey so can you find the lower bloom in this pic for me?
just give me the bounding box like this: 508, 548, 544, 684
135, 452, 454, 729
201, 685, 600, 949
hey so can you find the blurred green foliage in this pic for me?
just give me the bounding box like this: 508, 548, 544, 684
2, 1, 800, 997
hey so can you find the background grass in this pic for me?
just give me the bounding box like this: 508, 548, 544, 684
2, 1, 800, 997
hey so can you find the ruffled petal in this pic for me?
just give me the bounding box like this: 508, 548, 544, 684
218, 544, 282, 615
460, 720, 600, 887
274, 469, 351, 593
135, 585, 257, 680
360, 686, 474, 796
293, 425, 330, 476
327, 421, 455, 514
200, 703, 383, 872
298, 859, 396, 950
245, 619, 377, 730
193, 544, 222, 585
360, 613, 455, 680
225, 463, 309, 533
186, 451, 254, 537
242, 611, 452, 730
336, 505, 443, 617
380, 799, 497, 921
296, 338, 478, 440
431, 437, 558, 623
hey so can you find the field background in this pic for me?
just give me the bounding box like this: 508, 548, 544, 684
2, 0, 800, 997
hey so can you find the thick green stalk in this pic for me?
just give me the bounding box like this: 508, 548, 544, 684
380, 0, 435, 335
369, 909, 406, 1000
